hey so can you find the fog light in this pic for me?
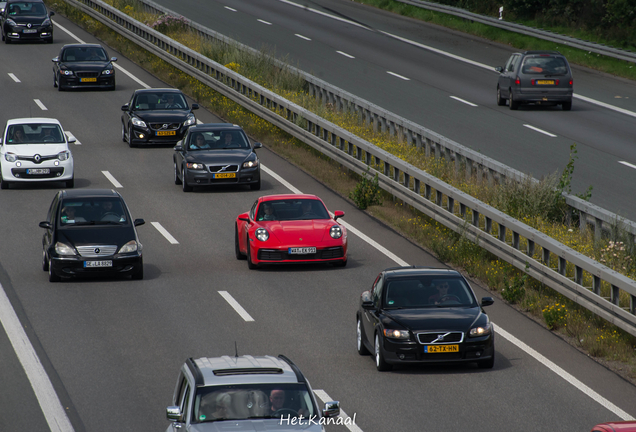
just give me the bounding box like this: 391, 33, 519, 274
139, 133, 145, 139
475, 351, 482, 357
56, 173, 61, 177
398, 354, 405, 359
16, 162, 21, 167
54, 160, 59, 166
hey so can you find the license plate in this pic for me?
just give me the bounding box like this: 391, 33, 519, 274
214, 172, 236, 179
537, 80, 555, 85
425, 345, 459, 353
156, 131, 176, 136
80, 77, 97, 83
289, 247, 317, 254
84, 260, 113, 268
27, 168, 50, 174
23, 29, 37, 33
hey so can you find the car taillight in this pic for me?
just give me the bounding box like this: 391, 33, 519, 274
515, 76, 521, 85
556, 80, 560, 85
569, 79, 573, 85
531, 79, 535, 85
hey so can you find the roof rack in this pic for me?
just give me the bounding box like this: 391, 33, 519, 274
213, 367, 283, 376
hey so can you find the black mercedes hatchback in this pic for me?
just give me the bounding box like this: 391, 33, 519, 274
52, 44, 117, 91
121, 88, 198, 147
356, 266, 495, 371
1, 0, 53, 44
39, 189, 145, 282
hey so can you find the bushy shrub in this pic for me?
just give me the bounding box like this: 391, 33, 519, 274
350, 170, 382, 210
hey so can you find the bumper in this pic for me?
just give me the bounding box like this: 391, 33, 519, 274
380, 333, 494, 365
2, 161, 73, 182
184, 167, 260, 187
514, 90, 572, 104
5, 27, 52, 41
59, 75, 115, 90
252, 244, 347, 265
50, 254, 142, 279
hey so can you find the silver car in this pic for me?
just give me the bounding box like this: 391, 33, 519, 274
496, 50, 573, 110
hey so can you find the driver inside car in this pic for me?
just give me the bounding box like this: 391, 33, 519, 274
269, 389, 308, 418
428, 281, 452, 305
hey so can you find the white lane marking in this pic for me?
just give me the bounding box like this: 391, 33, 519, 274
101, 170, 123, 188
64, 131, 81, 145
387, 71, 410, 81
53, 20, 150, 89
151, 222, 179, 244
314, 390, 362, 432
34, 99, 48, 111
224, 6, 237, 12
278, 0, 636, 119
523, 124, 557, 137
337, 51, 355, 59
218, 291, 254, 321
258, 19, 272, 25
619, 161, 636, 170
8, 73, 21, 83
260, 164, 408, 266
0, 283, 75, 432
450, 96, 477, 107
494, 324, 634, 420
295, 34, 311, 41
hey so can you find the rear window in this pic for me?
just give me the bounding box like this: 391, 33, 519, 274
521, 56, 568, 75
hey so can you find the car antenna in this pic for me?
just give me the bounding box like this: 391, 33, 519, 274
234, 341, 238, 358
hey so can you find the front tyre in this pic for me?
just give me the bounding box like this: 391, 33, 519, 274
174, 162, 182, 185
375, 333, 392, 371
247, 240, 258, 270
357, 318, 370, 355
235, 224, 246, 260
131, 260, 144, 280
181, 167, 193, 192
48, 258, 61, 282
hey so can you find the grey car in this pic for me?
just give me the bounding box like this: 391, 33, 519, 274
166, 355, 340, 432
496, 50, 573, 110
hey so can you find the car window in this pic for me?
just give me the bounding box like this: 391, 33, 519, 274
46, 193, 59, 223
372, 274, 384, 308
384, 276, 476, 308
505, 54, 519, 72
521, 56, 568, 74
193, 383, 316, 423
6, 123, 64, 144
249, 200, 258, 220
134, 93, 186, 110
9, 2, 45, 15
63, 46, 107, 62
59, 198, 128, 226
188, 130, 250, 150
253, 199, 329, 221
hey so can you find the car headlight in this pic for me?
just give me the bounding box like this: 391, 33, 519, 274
6, 18, 16, 26
118, 240, 138, 254
184, 114, 196, 126
42, 18, 51, 26
131, 117, 147, 128
62, 69, 74, 76
186, 162, 205, 170
5, 153, 17, 162
383, 329, 410, 340
255, 228, 269, 241
54, 242, 76, 256
242, 159, 258, 169
330, 225, 342, 239
57, 150, 70, 161
469, 322, 492, 337
101, 68, 114, 75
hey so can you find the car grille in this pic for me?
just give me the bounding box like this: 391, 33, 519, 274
417, 331, 464, 344
258, 247, 344, 261
149, 123, 180, 131
76, 72, 99, 78
76, 245, 118, 257
16, 154, 58, 164
208, 165, 239, 173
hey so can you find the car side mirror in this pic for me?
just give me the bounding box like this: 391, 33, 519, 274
238, 212, 249, 222
65, 133, 76, 144
322, 401, 340, 418
166, 406, 182, 422
252, 142, 262, 149
333, 210, 344, 221
134, 218, 145, 227
174, 143, 183, 151
39, 221, 52, 229
495, 66, 503, 73
49, 11, 55, 16
110, 57, 117, 62
191, 103, 199, 110
52, 57, 59, 63
361, 290, 374, 309
481, 297, 494, 307
121, 104, 129, 111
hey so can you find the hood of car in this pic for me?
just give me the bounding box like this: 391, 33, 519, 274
134, 110, 191, 122
58, 225, 136, 249
6, 16, 48, 24
384, 307, 480, 331
264, 220, 334, 243
188, 419, 322, 432
60, 61, 111, 71
2, 143, 68, 156
186, 149, 253, 164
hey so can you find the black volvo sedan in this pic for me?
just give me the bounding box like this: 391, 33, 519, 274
173, 123, 262, 192
356, 266, 495, 371
121, 88, 198, 147
39, 189, 145, 282
1, 0, 53, 43
52, 44, 117, 91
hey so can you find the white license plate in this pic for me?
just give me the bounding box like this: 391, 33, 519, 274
27, 168, 50, 174
23, 29, 37, 33
288, 247, 316, 255
84, 260, 113, 268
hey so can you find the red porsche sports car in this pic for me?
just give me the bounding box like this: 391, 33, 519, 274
235, 194, 348, 269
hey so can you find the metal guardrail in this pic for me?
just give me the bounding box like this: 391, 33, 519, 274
394, 0, 636, 64
62, 0, 636, 336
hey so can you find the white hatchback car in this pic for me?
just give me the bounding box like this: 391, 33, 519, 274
0, 118, 75, 189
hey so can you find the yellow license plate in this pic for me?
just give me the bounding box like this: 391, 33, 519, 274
425, 345, 459, 353
536, 80, 554, 85
80, 77, 97, 82
156, 131, 176, 136
214, 173, 236, 179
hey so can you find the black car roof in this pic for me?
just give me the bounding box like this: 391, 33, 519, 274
7, 0, 45, 3
521, 50, 563, 56
134, 88, 183, 94
61, 43, 103, 50
383, 266, 460, 278
188, 123, 242, 132
60, 189, 120, 199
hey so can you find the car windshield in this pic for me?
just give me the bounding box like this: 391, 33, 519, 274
521, 56, 568, 75
8, 2, 46, 15
193, 383, 316, 424
62, 46, 108, 62
59, 198, 128, 226
5, 123, 64, 144
384, 277, 477, 308
133, 92, 187, 110
256, 199, 330, 221
187, 130, 251, 150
